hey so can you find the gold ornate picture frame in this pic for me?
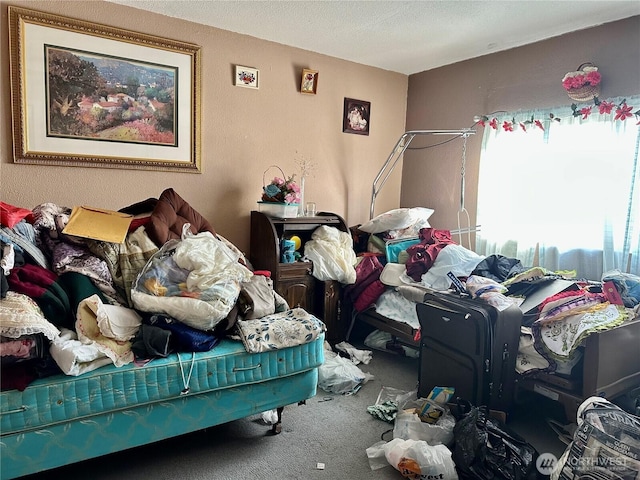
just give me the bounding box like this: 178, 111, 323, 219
8, 7, 202, 172
300, 69, 318, 94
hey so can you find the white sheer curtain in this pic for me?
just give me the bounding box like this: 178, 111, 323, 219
475, 95, 640, 281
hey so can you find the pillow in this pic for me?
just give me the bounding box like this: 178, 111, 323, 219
235, 308, 326, 353
0, 291, 60, 341
0, 201, 33, 228
145, 188, 216, 247
359, 207, 434, 234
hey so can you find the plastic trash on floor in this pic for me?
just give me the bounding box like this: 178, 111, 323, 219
366, 386, 417, 423
334, 341, 372, 365
392, 386, 456, 446
317, 342, 373, 394
367, 438, 458, 479
393, 408, 455, 447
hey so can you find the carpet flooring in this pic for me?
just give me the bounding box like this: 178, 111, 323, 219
20, 342, 570, 480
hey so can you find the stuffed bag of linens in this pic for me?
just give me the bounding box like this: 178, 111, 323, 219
304, 225, 357, 284
131, 227, 252, 331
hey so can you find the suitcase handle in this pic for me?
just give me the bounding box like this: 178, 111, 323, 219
422, 301, 471, 320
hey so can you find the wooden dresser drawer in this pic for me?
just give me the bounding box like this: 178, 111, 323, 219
277, 262, 312, 280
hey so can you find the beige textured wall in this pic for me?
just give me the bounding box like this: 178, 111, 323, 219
0, 0, 407, 253
401, 16, 640, 240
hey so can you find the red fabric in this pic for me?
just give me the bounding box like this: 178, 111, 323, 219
0, 202, 33, 228
353, 279, 386, 312
344, 254, 384, 302
405, 228, 455, 281
7, 263, 57, 298
0, 363, 37, 391
128, 216, 151, 232
537, 289, 589, 312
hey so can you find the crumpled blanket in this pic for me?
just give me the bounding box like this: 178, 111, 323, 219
87, 226, 159, 308
533, 303, 628, 358
1, 223, 49, 269
43, 234, 119, 301
7, 263, 73, 329
304, 225, 356, 284
145, 188, 217, 247
536, 290, 606, 324
31, 202, 71, 232
33, 203, 121, 303
516, 326, 552, 375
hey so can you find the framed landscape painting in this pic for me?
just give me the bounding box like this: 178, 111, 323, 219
8, 7, 202, 172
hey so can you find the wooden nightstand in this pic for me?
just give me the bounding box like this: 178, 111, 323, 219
250, 210, 348, 342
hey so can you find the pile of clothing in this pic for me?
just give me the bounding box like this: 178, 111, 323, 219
0, 189, 325, 391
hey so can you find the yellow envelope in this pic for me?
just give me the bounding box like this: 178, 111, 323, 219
62, 206, 133, 244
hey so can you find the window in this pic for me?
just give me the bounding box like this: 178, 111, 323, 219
475, 95, 640, 281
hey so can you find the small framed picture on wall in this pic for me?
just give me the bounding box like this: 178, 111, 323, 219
300, 69, 318, 94
235, 65, 259, 89
342, 98, 370, 135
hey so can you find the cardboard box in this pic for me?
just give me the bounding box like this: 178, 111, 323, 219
62, 206, 132, 244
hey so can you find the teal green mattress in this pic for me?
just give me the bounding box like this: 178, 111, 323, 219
0, 335, 324, 479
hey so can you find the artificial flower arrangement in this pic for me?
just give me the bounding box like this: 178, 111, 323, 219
475, 62, 638, 133
261, 166, 301, 204
476, 97, 639, 134
562, 64, 601, 93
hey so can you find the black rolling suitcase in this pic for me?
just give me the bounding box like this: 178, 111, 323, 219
416, 291, 522, 413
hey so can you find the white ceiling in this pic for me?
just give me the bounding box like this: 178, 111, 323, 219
107, 1, 640, 75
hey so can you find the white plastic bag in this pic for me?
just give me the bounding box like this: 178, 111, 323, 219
317, 345, 373, 394
131, 229, 252, 331
304, 225, 357, 284
375, 386, 418, 410
393, 409, 456, 446
420, 244, 484, 290
384, 438, 458, 479
260, 409, 279, 425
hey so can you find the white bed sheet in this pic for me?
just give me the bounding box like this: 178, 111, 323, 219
374, 288, 420, 330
